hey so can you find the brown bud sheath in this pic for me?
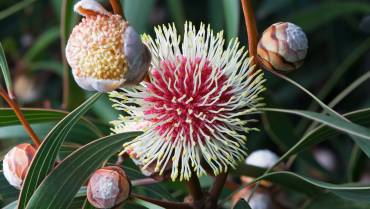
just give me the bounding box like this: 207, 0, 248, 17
87, 166, 131, 208
257, 22, 308, 72
3, 143, 36, 189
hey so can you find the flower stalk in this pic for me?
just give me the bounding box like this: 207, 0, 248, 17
186, 174, 204, 202
0, 88, 41, 147
241, 0, 258, 66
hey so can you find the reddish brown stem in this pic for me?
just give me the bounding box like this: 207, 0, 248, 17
131, 178, 159, 186
185, 174, 204, 202
0, 88, 41, 147
241, 0, 258, 67
132, 193, 192, 209
209, 172, 228, 201
109, 0, 124, 17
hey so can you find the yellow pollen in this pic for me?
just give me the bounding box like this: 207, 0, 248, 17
66, 14, 128, 80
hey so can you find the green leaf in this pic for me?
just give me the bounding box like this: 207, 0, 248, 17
0, 108, 65, 126
3, 187, 89, 209
222, 0, 240, 41
252, 171, 370, 202
24, 27, 60, 62
0, 170, 19, 205
25, 132, 141, 209
261, 108, 370, 140
288, 2, 370, 32
3, 201, 17, 209
0, 42, 13, 96
233, 199, 251, 209
347, 145, 366, 182
17, 93, 102, 209
299, 37, 370, 133
282, 108, 370, 160
0, 0, 36, 20
304, 193, 370, 209
0, 108, 104, 139
28, 61, 63, 77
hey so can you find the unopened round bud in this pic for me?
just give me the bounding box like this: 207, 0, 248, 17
2, 143, 36, 189
246, 149, 279, 169
87, 166, 131, 208
232, 188, 274, 209
257, 22, 308, 71
66, 0, 151, 92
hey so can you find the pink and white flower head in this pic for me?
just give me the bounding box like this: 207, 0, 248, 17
109, 22, 266, 181
66, 0, 151, 92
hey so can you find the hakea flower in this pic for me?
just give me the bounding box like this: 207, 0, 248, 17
110, 22, 266, 181
66, 0, 151, 92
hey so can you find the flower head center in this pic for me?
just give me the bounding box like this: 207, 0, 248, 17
145, 56, 232, 143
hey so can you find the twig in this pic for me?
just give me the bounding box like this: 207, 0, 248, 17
132, 193, 192, 209
241, 0, 258, 66
131, 178, 159, 186
109, 0, 124, 18
0, 88, 41, 147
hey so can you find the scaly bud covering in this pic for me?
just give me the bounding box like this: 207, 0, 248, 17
3, 143, 36, 189
87, 166, 130, 208
257, 22, 308, 71
110, 22, 266, 181
66, 0, 151, 92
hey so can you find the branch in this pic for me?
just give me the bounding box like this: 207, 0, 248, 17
241, 0, 258, 67
132, 193, 192, 209
109, 0, 124, 18
0, 88, 41, 147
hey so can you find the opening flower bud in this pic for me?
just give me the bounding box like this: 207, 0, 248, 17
257, 22, 308, 71
2, 143, 36, 189
66, 0, 151, 92
87, 166, 131, 208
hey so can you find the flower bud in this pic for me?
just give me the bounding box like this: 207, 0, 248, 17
66, 0, 151, 92
231, 188, 274, 209
257, 22, 308, 71
242, 149, 280, 186
87, 166, 131, 208
245, 149, 279, 169
2, 143, 36, 189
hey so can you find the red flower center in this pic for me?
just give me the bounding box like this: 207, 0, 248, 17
144, 56, 233, 143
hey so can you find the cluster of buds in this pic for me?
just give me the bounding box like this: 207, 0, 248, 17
2, 143, 36, 189
87, 166, 131, 208
66, 0, 151, 92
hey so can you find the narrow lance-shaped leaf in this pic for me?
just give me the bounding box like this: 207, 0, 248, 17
233, 199, 251, 209
250, 171, 370, 202
25, 132, 141, 209
17, 93, 102, 209
0, 42, 13, 97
